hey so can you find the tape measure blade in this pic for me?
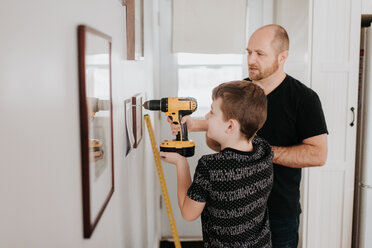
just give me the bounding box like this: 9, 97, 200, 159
144, 115, 182, 248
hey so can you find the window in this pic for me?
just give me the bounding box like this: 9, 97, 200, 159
177, 53, 243, 117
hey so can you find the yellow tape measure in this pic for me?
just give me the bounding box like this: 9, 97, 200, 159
144, 114, 182, 248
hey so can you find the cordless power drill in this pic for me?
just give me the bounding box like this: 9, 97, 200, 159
143, 97, 197, 157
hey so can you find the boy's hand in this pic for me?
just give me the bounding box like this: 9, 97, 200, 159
167, 116, 193, 136
159, 151, 187, 165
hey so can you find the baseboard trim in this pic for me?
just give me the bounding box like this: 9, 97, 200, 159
159, 240, 204, 248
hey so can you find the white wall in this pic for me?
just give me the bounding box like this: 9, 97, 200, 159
0, 0, 160, 247
362, 0, 372, 14
275, 0, 310, 85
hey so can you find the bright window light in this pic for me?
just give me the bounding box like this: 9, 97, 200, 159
177, 53, 242, 65
177, 53, 243, 118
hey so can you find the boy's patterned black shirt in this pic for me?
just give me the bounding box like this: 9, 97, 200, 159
187, 136, 274, 248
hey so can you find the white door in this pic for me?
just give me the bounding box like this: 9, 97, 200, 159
306, 0, 361, 247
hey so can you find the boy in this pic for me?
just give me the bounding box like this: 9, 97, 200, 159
160, 81, 273, 248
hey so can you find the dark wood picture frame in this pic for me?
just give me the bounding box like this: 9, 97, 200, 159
78, 25, 115, 238
125, 0, 144, 60
132, 93, 143, 148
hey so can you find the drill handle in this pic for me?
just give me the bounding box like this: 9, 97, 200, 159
167, 112, 189, 141
176, 121, 188, 141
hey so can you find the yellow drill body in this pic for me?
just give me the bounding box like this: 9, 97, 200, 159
143, 97, 197, 157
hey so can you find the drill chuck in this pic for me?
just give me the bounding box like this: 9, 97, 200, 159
143, 99, 168, 112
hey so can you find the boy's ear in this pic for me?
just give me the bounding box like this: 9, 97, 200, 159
226, 119, 240, 134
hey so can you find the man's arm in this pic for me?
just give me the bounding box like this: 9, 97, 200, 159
190, 119, 221, 151
206, 135, 221, 152
168, 117, 221, 152
188, 119, 208, 132
169, 117, 221, 151
168, 117, 208, 134
159, 152, 205, 221
272, 133, 328, 168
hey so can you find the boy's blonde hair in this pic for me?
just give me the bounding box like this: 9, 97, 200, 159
212, 81, 267, 140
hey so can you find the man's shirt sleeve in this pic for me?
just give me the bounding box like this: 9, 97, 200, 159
296, 89, 329, 141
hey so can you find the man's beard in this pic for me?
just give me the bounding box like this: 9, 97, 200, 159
249, 60, 279, 80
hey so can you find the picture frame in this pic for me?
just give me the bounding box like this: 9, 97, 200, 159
77, 25, 114, 238
125, 0, 144, 60
132, 93, 143, 148
124, 98, 135, 156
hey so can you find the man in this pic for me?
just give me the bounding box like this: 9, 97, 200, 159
170, 24, 328, 248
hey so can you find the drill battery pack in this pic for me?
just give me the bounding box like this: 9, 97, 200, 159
160, 140, 195, 157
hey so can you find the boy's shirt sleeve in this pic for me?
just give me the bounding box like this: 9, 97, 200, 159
187, 157, 210, 202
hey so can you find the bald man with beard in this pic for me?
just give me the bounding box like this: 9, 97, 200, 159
170, 24, 328, 248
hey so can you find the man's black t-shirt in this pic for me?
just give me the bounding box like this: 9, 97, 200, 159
245, 74, 328, 218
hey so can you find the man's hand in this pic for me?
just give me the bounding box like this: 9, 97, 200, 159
90, 150, 104, 162
159, 151, 187, 166
167, 116, 208, 136
93, 151, 104, 162
167, 116, 194, 135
